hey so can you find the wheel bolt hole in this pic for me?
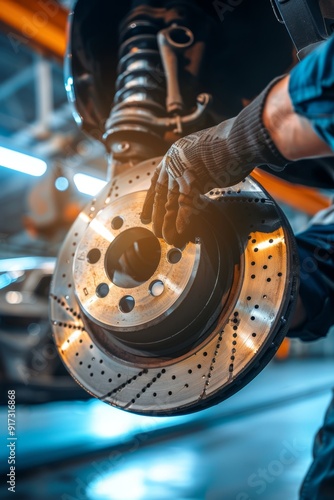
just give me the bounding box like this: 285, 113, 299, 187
149, 280, 164, 297
119, 295, 135, 313
167, 248, 182, 264
87, 248, 101, 264
96, 283, 109, 298
111, 216, 124, 230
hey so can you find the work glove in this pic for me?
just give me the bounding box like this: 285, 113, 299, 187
141, 80, 288, 245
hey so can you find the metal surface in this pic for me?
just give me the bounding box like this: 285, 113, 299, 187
50, 157, 298, 416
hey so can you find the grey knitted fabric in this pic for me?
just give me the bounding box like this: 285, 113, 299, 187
165, 78, 288, 189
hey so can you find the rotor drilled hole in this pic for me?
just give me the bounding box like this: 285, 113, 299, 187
167, 248, 182, 264
119, 295, 135, 313
111, 216, 124, 230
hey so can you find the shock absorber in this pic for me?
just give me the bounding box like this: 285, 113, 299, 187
103, 6, 211, 172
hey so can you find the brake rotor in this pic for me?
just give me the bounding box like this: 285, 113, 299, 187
50, 158, 298, 416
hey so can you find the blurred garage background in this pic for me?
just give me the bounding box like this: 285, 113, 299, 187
0, 1, 333, 499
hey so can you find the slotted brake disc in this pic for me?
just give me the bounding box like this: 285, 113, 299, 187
50, 158, 299, 416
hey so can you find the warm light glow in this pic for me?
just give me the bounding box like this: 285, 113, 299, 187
73, 173, 107, 196
90, 219, 115, 243
60, 330, 82, 352
0, 146, 47, 176
244, 337, 257, 352
5, 291, 22, 304
255, 236, 284, 251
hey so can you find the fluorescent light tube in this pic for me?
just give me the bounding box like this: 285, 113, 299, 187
73, 173, 107, 196
0, 146, 47, 176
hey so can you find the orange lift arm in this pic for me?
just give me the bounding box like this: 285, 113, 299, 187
253, 168, 331, 216
0, 0, 68, 61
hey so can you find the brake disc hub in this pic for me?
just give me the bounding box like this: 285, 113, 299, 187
72, 190, 232, 357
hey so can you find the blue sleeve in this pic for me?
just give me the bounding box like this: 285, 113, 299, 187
288, 207, 334, 341
289, 36, 334, 150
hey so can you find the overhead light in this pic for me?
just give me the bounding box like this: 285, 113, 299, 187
73, 173, 107, 196
55, 176, 69, 191
0, 146, 47, 176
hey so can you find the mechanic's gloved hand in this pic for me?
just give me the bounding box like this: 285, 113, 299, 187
141, 80, 288, 245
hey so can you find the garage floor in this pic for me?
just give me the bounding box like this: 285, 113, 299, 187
0, 359, 333, 500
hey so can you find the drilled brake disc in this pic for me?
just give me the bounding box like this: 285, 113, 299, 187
50, 158, 299, 416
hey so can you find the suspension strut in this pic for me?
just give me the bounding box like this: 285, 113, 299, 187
103, 6, 211, 172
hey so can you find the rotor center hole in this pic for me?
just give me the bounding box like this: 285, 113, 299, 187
105, 227, 161, 288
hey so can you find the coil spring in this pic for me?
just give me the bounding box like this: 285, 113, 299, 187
114, 16, 166, 116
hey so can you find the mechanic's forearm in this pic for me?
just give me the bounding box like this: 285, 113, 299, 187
262, 75, 333, 161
